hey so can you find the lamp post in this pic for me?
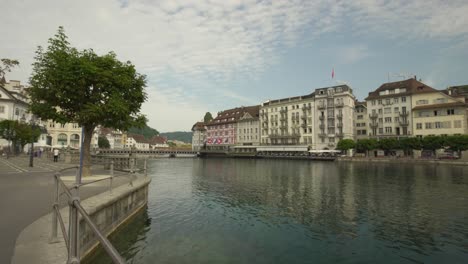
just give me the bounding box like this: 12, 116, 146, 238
29, 117, 36, 167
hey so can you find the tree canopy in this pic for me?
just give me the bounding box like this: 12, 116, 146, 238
98, 136, 110, 149
336, 139, 355, 151
0, 58, 19, 83
128, 124, 159, 139
28, 27, 147, 176
0, 120, 41, 154
204, 112, 213, 123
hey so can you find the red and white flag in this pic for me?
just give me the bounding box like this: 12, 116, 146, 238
332, 67, 335, 79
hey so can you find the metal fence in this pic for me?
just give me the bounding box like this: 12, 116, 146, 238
50, 158, 148, 263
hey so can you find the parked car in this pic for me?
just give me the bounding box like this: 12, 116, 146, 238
438, 153, 459, 160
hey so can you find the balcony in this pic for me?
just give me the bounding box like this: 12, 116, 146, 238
335, 101, 344, 108
301, 123, 307, 128
336, 132, 344, 138
317, 104, 326, 110
328, 123, 335, 128
327, 116, 335, 120
280, 109, 288, 113
301, 116, 307, 121
370, 122, 378, 128
302, 105, 311, 111
280, 117, 287, 122
319, 124, 325, 129
369, 113, 378, 119
399, 120, 409, 126
268, 133, 300, 139
337, 113, 343, 119
399, 111, 409, 117
319, 132, 327, 138
319, 115, 325, 120
337, 122, 343, 128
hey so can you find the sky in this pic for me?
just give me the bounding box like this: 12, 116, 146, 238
1, 0, 468, 132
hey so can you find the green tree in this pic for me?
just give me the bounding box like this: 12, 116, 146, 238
0, 120, 41, 154
422, 135, 444, 154
204, 112, 213, 123
445, 135, 468, 157
0, 58, 19, 83
28, 27, 147, 176
128, 124, 159, 139
336, 139, 355, 151
356, 139, 378, 156
399, 137, 422, 156
378, 138, 399, 153
98, 136, 110, 149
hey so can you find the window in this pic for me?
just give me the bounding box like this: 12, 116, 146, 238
385, 99, 390, 105
434, 111, 438, 116
394, 98, 399, 103
357, 115, 363, 120
378, 99, 382, 104
447, 109, 455, 115
385, 117, 392, 123
0, 106, 4, 113
416, 100, 429, 105
416, 123, 422, 130
384, 107, 391, 114
372, 100, 376, 106
425, 123, 432, 129
378, 109, 382, 114
379, 128, 383, 134
394, 107, 399, 113
454, 120, 462, 128
385, 127, 392, 133
395, 117, 399, 122
435, 122, 441, 128
15, 108, 19, 115
378, 118, 383, 123
402, 97, 406, 102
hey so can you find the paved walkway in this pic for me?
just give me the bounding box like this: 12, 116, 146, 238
0, 156, 134, 264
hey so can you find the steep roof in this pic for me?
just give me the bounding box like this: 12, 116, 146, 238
128, 133, 148, 143
149, 135, 167, 145
365, 78, 439, 100
207, 105, 260, 126
191, 122, 206, 131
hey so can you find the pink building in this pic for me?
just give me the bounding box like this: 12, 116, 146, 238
205, 106, 260, 150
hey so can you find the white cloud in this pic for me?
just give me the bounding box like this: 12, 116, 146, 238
1, 0, 468, 131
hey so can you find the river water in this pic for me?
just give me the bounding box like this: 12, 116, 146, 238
88, 158, 468, 264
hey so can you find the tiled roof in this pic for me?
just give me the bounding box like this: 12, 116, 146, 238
128, 133, 148, 143
365, 78, 438, 100
191, 122, 206, 131
206, 105, 260, 126
149, 136, 167, 145
412, 102, 467, 110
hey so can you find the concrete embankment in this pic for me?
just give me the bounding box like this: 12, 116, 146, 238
11, 175, 151, 264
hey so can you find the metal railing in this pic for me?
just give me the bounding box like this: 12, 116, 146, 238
50, 158, 148, 263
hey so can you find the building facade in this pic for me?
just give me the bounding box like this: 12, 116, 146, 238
236, 111, 260, 146
412, 90, 467, 137
191, 122, 206, 151
205, 106, 260, 150
354, 101, 368, 140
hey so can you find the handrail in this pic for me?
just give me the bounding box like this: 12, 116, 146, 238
50, 157, 147, 263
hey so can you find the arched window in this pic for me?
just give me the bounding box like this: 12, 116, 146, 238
57, 133, 68, 147
70, 134, 80, 148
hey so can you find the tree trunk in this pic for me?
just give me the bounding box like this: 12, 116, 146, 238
82, 125, 95, 177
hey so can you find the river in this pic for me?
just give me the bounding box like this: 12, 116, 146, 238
87, 158, 468, 264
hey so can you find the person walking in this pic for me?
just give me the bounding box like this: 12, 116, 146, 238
53, 148, 59, 162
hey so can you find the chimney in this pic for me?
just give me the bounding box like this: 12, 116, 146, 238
414, 75, 417, 80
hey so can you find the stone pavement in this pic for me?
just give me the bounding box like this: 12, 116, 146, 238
0, 155, 135, 264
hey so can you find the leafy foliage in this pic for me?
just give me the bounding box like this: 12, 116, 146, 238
204, 112, 213, 123
160, 131, 193, 143
0, 120, 41, 153
128, 125, 159, 139
98, 136, 110, 149
0, 58, 19, 82
421, 135, 444, 151
377, 138, 399, 151
28, 27, 147, 176
356, 139, 378, 153
336, 139, 355, 151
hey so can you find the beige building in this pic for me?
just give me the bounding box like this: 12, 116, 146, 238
354, 101, 368, 140
412, 90, 467, 137
259, 84, 355, 150
236, 109, 260, 146
260, 93, 315, 146
314, 85, 355, 149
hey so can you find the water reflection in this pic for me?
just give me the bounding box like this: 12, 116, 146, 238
94, 159, 468, 264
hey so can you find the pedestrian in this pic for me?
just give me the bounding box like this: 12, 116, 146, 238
39, 147, 43, 158
53, 148, 59, 162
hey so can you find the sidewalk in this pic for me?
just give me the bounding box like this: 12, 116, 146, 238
0, 156, 135, 264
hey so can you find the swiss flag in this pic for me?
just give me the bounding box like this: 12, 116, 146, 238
332, 67, 335, 79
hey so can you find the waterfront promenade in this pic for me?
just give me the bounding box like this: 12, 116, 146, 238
0, 155, 131, 264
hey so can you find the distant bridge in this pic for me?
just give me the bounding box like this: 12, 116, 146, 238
97, 148, 197, 157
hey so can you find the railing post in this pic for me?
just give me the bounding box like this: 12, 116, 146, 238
144, 158, 147, 177
50, 173, 60, 243
110, 160, 114, 195
67, 191, 80, 264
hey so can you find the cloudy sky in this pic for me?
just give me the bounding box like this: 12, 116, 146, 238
1, 0, 468, 132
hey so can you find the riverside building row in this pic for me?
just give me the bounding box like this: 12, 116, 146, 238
193, 78, 468, 151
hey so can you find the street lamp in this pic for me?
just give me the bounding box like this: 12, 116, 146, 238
29, 116, 37, 167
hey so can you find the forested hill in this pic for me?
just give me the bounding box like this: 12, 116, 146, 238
128, 125, 159, 139
160, 131, 193, 143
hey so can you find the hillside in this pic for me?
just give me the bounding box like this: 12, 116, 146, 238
160, 131, 193, 143
128, 125, 159, 139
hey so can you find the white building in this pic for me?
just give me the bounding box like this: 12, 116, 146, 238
191, 122, 206, 151
236, 107, 260, 146
354, 101, 368, 140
